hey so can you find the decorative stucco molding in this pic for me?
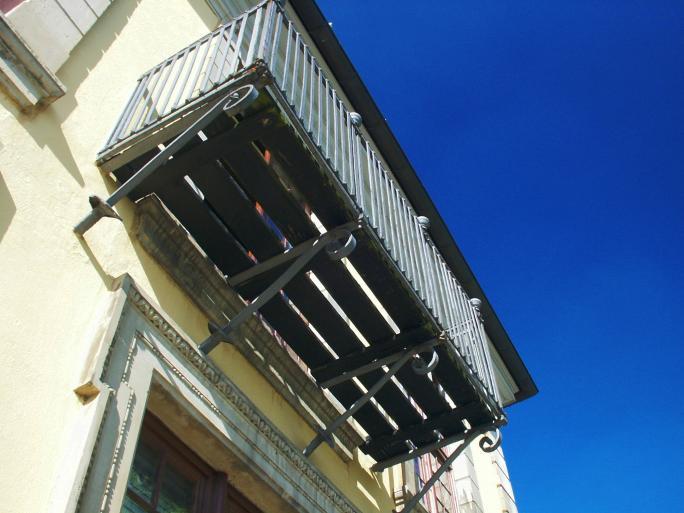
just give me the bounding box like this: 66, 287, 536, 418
75, 275, 363, 513
0, 13, 64, 112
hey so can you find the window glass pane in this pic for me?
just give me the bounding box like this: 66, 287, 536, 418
128, 440, 162, 503
121, 496, 148, 513
157, 463, 196, 513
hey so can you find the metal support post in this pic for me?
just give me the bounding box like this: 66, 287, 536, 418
74, 84, 259, 235
199, 222, 361, 355
302, 341, 441, 458
400, 424, 502, 513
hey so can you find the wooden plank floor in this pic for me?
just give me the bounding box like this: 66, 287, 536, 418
113, 105, 497, 464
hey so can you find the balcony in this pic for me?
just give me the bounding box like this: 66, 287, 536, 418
96, 0, 505, 468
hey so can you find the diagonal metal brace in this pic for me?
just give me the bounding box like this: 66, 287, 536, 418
318, 335, 443, 389
74, 84, 260, 236
400, 423, 502, 513
227, 221, 356, 288
302, 338, 442, 458
199, 221, 362, 355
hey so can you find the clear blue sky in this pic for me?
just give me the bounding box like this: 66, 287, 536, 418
317, 1, 684, 512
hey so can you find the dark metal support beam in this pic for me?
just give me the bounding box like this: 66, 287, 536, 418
74, 84, 259, 236
302, 339, 441, 458
226, 220, 359, 288
370, 417, 505, 472
309, 325, 436, 385
361, 402, 483, 462
400, 424, 502, 513
317, 337, 442, 389
199, 222, 362, 354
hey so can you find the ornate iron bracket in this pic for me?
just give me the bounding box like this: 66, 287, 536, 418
74, 84, 260, 235
199, 221, 362, 355
400, 423, 504, 513
302, 338, 443, 458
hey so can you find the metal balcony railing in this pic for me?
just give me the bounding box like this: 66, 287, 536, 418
99, 0, 501, 407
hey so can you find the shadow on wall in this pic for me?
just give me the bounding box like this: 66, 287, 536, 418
0, 171, 16, 242
12, 0, 144, 187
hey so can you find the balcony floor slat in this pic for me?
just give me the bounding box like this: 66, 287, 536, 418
219, 145, 319, 244
155, 181, 254, 276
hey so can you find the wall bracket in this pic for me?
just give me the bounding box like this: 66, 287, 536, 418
74, 84, 259, 236
400, 425, 503, 513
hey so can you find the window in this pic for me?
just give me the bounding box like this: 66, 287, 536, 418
122, 414, 260, 513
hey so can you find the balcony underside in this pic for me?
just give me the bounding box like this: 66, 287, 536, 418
109, 92, 498, 465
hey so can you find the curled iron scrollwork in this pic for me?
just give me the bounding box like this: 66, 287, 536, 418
222, 84, 259, 113
411, 349, 439, 375
479, 428, 502, 453
325, 230, 356, 261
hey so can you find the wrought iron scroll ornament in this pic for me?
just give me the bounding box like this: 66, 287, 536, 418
411, 349, 439, 375
479, 427, 502, 453
200, 223, 361, 354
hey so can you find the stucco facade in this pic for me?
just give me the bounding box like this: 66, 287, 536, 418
0, 1, 530, 513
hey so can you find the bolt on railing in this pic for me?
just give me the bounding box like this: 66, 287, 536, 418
99, 0, 501, 406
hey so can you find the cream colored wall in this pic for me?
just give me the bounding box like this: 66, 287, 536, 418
469, 436, 519, 513
0, 1, 393, 513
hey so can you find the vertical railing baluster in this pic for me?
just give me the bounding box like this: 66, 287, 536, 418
298, 49, 307, 117
366, 144, 376, 226
339, 101, 348, 185
384, 176, 396, 260
108, 73, 148, 144
281, 20, 293, 87
172, 39, 202, 110
411, 217, 428, 300
373, 159, 384, 237
290, 33, 301, 103
245, 5, 264, 65
345, 111, 354, 196
132, 63, 164, 131
201, 27, 226, 93
316, 68, 322, 145
257, 1, 276, 60
402, 201, 418, 287
324, 80, 330, 158
230, 12, 249, 75
187, 36, 212, 101
355, 133, 365, 211
216, 21, 238, 83
268, 9, 283, 71
308, 57, 315, 132
158, 50, 187, 117
332, 90, 338, 170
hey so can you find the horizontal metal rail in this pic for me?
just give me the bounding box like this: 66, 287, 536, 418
98, 0, 501, 407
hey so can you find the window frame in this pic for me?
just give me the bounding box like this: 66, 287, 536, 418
123, 413, 261, 513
